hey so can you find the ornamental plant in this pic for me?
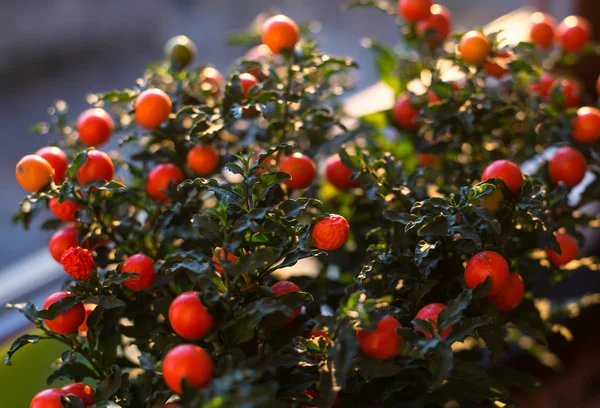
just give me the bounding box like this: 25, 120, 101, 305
5, 5, 600, 408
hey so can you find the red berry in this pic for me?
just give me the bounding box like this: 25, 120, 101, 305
61, 383, 94, 407
49, 226, 78, 263
30, 388, 67, 408
530, 12, 557, 49
416, 153, 441, 168
239, 73, 260, 98
135, 88, 172, 129
60, 247, 95, 280
76, 108, 114, 147
530, 72, 555, 98
187, 145, 220, 175
464, 250, 509, 296
121, 254, 156, 291
199, 67, 225, 96
416, 4, 452, 47
398, 0, 432, 22
49, 198, 84, 222
212, 247, 237, 275
311, 214, 350, 251
572, 107, 600, 144
548, 147, 587, 188
415, 303, 452, 339
35, 146, 69, 184
307, 327, 330, 342
545, 234, 578, 266
392, 94, 420, 130
279, 153, 317, 189
76, 150, 115, 185
78, 303, 97, 335
163, 344, 213, 394
549, 77, 582, 108
483, 50, 513, 79
325, 154, 358, 190
556, 15, 591, 53
482, 160, 523, 193
357, 315, 403, 360
147, 163, 185, 202
43, 291, 85, 335
488, 272, 525, 312
272, 280, 302, 322
261, 14, 300, 53
169, 292, 214, 340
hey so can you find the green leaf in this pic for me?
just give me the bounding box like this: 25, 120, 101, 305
94, 365, 122, 402
67, 151, 89, 180
428, 343, 453, 389
36, 296, 81, 320
4, 334, 41, 366
47, 362, 99, 384
364, 39, 401, 93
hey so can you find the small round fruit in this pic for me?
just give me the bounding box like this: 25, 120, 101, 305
392, 94, 420, 130
49, 198, 84, 222
545, 234, 578, 266
279, 153, 317, 189
272, 280, 302, 322
481, 160, 523, 193
61, 383, 94, 407
49, 226, 78, 263
261, 14, 300, 53
488, 272, 524, 312
530, 72, 555, 98
483, 50, 513, 79
146, 163, 185, 202
548, 147, 587, 188
169, 292, 214, 340
464, 250, 509, 296
415, 303, 452, 339
549, 77, 581, 108
199, 67, 225, 96
416, 5, 452, 47
60, 246, 95, 280
16, 155, 54, 193
187, 145, 220, 175
43, 291, 85, 335
311, 214, 350, 251
357, 315, 403, 360
530, 12, 557, 49
398, 0, 432, 22
572, 107, 600, 144
76, 108, 114, 147
121, 254, 156, 292
163, 344, 213, 394
239, 73, 260, 98
212, 247, 237, 274
76, 150, 114, 185
556, 16, 591, 53
459, 31, 491, 65
164, 35, 197, 69
470, 184, 504, 214
78, 303, 97, 335
36, 146, 68, 184
30, 388, 67, 408
416, 153, 441, 168
135, 88, 173, 129
326, 154, 358, 190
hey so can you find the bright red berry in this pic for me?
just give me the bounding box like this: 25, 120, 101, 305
239, 73, 260, 98
199, 67, 225, 96
530, 12, 557, 49
398, 0, 432, 22
392, 94, 420, 130
357, 315, 403, 360
212, 247, 237, 274
135, 88, 172, 129
49, 225, 79, 263
272, 280, 302, 322
261, 14, 300, 53
545, 234, 578, 266
163, 344, 213, 394
549, 77, 581, 108
556, 15, 591, 53
146, 163, 185, 202
481, 160, 523, 193
76, 108, 114, 147
326, 154, 358, 190
572, 107, 600, 144
30, 388, 67, 408
415, 303, 452, 339
169, 292, 214, 340
49, 198, 84, 222
488, 272, 525, 312
35, 146, 69, 184
416, 4, 452, 47
60, 246, 95, 280
78, 303, 97, 335
548, 146, 587, 188
279, 153, 317, 189
76, 150, 115, 185
464, 250, 509, 296
121, 254, 156, 291
61, 383, 94, 407
43, 291, 85, 335
311, 214, 350, 251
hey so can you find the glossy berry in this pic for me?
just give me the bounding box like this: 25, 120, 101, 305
199, 67, 225, 96
398, 0, 432, 22
61, 383, 94, 407
357, 315, 403, 360
470, 184, 504, 214
548, 147, 587, 188
481, 160, 523, 193
483, 50, 513, 79
212, 247, 237, 274
459, 31, 491, 65
43, 291, 85, 335
60, 247, 95, 280
279, 153, 317, 189
30, 388, 67, 408
49, 198, 83, 222
239, 73, 260, 98
36, 146, 68, 184
545, 234, 578, 266
76, 108, 114, 147
392, 94, 420, 130
261, 14, 300, 53
311, 214, 350, 251
415, 303, 452, 339
163, 344, 213, 394
549, 77, 581, 108
572, 107, 600, 144
164, 35, 197, 69
76, 150, 114, 185
272, 280, 302, 322
488, 272, 525, 312
169, 292, 214, 340
530, 12, 557, 49
464, 250, 509, 296
78, 303, 97, 335
530, 72, 555, 98
16, 155, 54, 193
135, 88, 172, 129
187, 145, 220, 175
146, 163, 185, 202
49, 226, 78, 263
416, 5, 452, 47
121, 254, 156, 291
556, 16, 591, 53
326, 154, 358, 190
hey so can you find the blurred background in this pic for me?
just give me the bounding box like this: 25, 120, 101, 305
2, 0, 598, 406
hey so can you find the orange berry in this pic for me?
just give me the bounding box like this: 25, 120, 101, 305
530, 72, 555, 98
36, 146, 68, 184
572, 107, 600, 144
470, 184, 504, 214
169, 292, 214, 340
261, 14, 300, 53
15, 155, 54, 193
530, 12, 557, 49
279, 153, 317, 189
311, 214, 350, 251
483, 50, 513, 79
398, 0, 432, 22
30, 388, 67, 408
49, 198, 84, 222
187, 145, 220, 175
76, 108, 114, 147
61, 383, 95, 407
556, 15, 591, 53
135, 88, 172, 129
76, 150, 114, 185
548, 146, 587, 188
545, 234, 578, 266
146, 163, 185, 202
459, 31, 491, 65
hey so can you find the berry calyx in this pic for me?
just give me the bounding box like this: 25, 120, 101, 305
311, 214, 350, 251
